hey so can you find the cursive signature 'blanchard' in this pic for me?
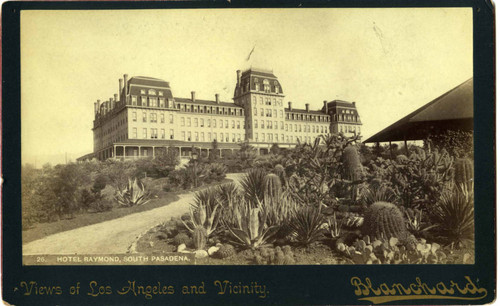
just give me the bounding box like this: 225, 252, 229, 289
351, 276, 488, 304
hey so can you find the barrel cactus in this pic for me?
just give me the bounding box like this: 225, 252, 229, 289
454, 158, 473, 191
173, 233, 191, 246
264, 173, 282, 202
192, 226, 207, 250
214, 244, 235, 259
362, 201, 408, 241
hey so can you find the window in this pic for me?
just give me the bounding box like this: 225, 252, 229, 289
225, 120, 228, 128
225, 133, 229, 142
141, 89, 146, 95
132, 111, 137, 122
131, 96, 137, 105
168, 100, 173, 108
254, 108, 257, 115
213, 119, 216, 128
169, 114, 173, 123
231, 133, 235, 142
200, 119, 204, 127
273, 110, 277, 117
141, 96, 147, 106
261, 120, 264, 128
275, 134, 278, 142
254, 120, 258, 128
159, 91, 163, 96
281, 134, 284, 142
294, 124, 297, 132
159, 98, 165, 107
142, 128, 147, 139
187, 118, 191, 127
150, 97, 158, 107
237, 121, 240, 129
170, 129, 174, 139
280, 122, 284, 130
255, 133, 259, 141
195, 132, 199, 141
201, 132, 204, 142
194, 118, 198, 127
181, 117, 185, 126
285, 124, 288, 131
151, 128, 158, 139
148, 89, 156, 95
161, 129, 165, 139
219, 120, 223, 128
132, 128, 137, 138
187, 132, 192, 141
232, 120, 235, 128
220, 133, 224, 142
207, 119, 211, 127
150, 113, 157, 123
260, 97, 263, 105
263, 79, 270, 92
299, 125, 302, 132
254, 79, 259, 91
208, 132, 211, 141
143, 112, 147, 122
181, 131, 186, 141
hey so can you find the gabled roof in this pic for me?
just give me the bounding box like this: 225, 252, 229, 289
364, 78, 473, 143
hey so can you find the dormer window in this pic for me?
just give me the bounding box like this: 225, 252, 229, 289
140, 89, 146, 95
159, 91, 163, 96
148, 89, 156, 95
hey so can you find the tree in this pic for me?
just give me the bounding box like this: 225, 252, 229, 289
209, 139, 219, 161
270, 143, 280, 155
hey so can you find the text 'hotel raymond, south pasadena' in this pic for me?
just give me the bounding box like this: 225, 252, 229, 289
82, 68, 362, 161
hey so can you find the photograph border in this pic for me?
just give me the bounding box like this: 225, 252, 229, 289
2, 0, 495, 304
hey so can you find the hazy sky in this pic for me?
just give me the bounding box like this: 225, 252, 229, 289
21, 8, 473, 166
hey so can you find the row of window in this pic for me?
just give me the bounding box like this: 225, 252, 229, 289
339, 125, 361, 134
286, 112, 329, 122
132, 128, 175, 140
131, 96, 174, 108
180, 117, 243, 129
240, 78, 280, 94
181, 132, 244, 143
253, 133, 317, 144
140, 89, 164, 96
179, 104, 244, 116
131, 111, 174, 124
252, 120, 328, 133
333, 114, 361, 123
253, 108, 284, 118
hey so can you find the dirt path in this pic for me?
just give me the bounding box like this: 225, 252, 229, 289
23, 173, 244, 255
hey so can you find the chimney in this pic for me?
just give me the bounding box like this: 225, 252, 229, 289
114, 94, 118, 104
352, 102, 356, 107
288, 101, 292, 111
323, 100, 328, 114
305, 103, 310, 112
110, 98, 114, 110
123, 74, 129, 95
236, 70, 241, 87
215, 93, 220, 104
119, 78, 123, 96
94, 101, 98, 115
191, 91, 196, 102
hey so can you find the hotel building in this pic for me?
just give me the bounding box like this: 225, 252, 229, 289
84, 68, 362, 161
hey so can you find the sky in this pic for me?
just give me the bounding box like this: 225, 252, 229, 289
20, 8, 473, 166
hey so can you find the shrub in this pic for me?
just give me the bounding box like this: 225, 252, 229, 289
362, 201, 409, 241
90, 198, 114, 212
173, 233, 191, 246
115, 178, 151, 207
288, 206, 325, 246
431, 184, 474, 248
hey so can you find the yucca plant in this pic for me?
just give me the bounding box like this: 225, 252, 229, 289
240, 168, 268, 205
431, 184, 474, 249
327, 212, 343, 239
359, 184, 396, 206
225, 201, 279, 249
289, 206, 325, 246
115, 177, 151, 207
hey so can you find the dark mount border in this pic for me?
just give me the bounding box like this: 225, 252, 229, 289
2, 1, 495, 305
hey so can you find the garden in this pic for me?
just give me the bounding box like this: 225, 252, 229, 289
133, 132, 474, 265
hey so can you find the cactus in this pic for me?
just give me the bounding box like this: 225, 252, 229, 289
192, 226, 207, 250
362, 201, 409, 241
454, 158, 473, 191
341, 145, 363, 201
215, 244, 235, 259
254, 245, 294, 265
173, 233, 191, 246
264, 173, 282, 203
396, 154, 408, 163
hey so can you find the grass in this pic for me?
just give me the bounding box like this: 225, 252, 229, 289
22, 177, 233, 244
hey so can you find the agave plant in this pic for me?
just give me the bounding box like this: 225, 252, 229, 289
431, 184, 474, 248
289, 205, 325, 246
182, 201, 220, 249
115, 178, 150, 207
225, 201, 279, 249
240, 168, 268, 205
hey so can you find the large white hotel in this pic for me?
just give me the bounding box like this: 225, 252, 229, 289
83, 68, 362, 160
